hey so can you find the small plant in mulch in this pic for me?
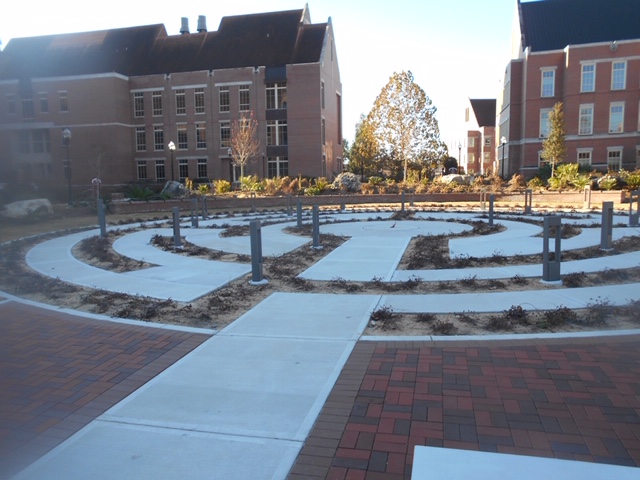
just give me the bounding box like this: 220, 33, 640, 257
486, 315, 513, 331
431, 319, 457, 335
582, 297, 616, 325
487, 279, 506, 290
455, 311, 477, 325
328, 277, 362, 293
287, 276, 315, 291
504, 305, 529, 325
416, 313, 437, 323
536, 305, 578, 329
511, 274, 528, 285
219, 225, 250, 237
562, 272, 587, 288
370, 305, 397, 330
398, 276, 422, 290
459, 275, 479, 289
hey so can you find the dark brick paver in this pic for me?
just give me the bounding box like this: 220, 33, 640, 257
288, 336, 640, 480
0, 301, 211, 479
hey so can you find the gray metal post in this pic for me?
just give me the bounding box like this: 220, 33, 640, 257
312, 205, 322, 250
583, 185, 592, 210
191, 198, 199, 228
401, 191, 405, 213
297, 200, 303, 228
601, 201, 614, 250
629, 190, 639, 226
172, 207, 182, 249
249, 219, 266, 284
286, 194, 293, 216
97, 199, 107, 238
201, 197, 208, 219
480, 190, 487, 211
410, 193, 414, 207
524, 189, 532, 214
488, 194, 495, 226
340, 197, 345, 211
542, 215, 562, 282
251, 191, 256, 212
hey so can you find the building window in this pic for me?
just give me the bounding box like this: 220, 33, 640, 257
266, 120, 287, 146
239, 86, 250, 111
22, 98, 34, 119
176, 89, 186, 115
469, 153, 475, 164
7, 94, 16, 115
267, 156, 288, 178
612, 61, 626, 90
607, 148, 622, 170
540, 108, 551, 138
541, 69, 555, 97
197, 158, 207, 179
32, 130, 50, 154
154, 126, 164, 151
195, 88, 205, 114
468, 137, 475, 147
484, 136, 492, 147
266, 83, 287, 109
322, 118, 326, 145
577, 149, 592, 169
152, 91, 163, 116
137, 160, 148, 180
337, 93, 342, 144
219, 87, 230, 113
581, 64, 595, 93
609, 102, 624, 133
177, 125, 188, 149
179, 159, 189, 180
637, 147, 640, 168
321, 80, 325, 109
59, 92, 68, 112
483, 152, 490, 164
579, 104, 594, 135
196, 123, 206, 149
156, 160, 165, 180
220, 121, 231, 148
134, 92, 144, 118
39, 93, 49, 113
136, 127, 146, 151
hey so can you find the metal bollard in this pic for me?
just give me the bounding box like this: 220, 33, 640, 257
297, 200, 303, 228
286, 194, 293, 216
172, 207, 182, 249
201, 197, 208, 219
400, 191, 406, 213
583, 185, 592, 210
629, 190, 639, 226
488, 194, 495, 226
542, 215, 562, 282
524, 189, 532, 214
249, 219, 267, 284
191, 198, 199, 228
600, 201, 614, 250
97, 199, 107, 238
312, 205, 322, 250
480, 190, 487, 211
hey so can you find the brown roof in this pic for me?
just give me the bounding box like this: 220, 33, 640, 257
0, 8, 328, 79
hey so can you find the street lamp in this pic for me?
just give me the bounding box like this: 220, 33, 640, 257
62, 128, 72, 205
168, 141, 175, 181
500, 136, 507, 179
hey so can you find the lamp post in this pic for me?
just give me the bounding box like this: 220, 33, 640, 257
168, 141, 175, 181
62, 128, 72, 205
500, 136, 507, 179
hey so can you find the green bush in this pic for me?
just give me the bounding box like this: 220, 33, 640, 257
599, 177, 617, 191
213, 179, 231, 194
128, 185, 155, 201
240, 175, 263, 192
368, 176, 384, 186
527, 177, 545, 189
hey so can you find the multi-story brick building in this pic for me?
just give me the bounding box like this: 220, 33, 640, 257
498, 0, 640, 178
464, 98, 497, 175
0, 6, 342, 199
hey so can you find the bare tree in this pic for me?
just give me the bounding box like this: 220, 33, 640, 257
229, 111, 260, 178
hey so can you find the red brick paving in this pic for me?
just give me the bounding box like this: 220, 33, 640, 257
0, 301, 211, 479
288, 336, 640, 480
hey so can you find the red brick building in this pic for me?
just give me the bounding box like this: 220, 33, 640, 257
0, 6, 342, 198
498, 0, 640, 178
464, 99, 497, 175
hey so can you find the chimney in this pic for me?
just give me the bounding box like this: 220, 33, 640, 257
180, 17, 190, 34
197, 15, 207, 33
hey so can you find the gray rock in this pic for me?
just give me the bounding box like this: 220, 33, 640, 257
1, 199, 53, 219
438, 174, 471, 186
161, 181, 187, 198
332, 172, 361, 192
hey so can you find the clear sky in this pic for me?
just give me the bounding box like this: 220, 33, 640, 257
1, 0, 516, 151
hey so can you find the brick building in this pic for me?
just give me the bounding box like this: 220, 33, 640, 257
498, 0, 640, 178
0, 6, 342, 199
464, 98, 497, 175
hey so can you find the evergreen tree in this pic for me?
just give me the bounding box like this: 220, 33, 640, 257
350, 115, 380, 180
541, 102, 567, 178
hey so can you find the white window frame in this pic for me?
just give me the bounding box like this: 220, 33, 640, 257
152, 91, 163, 117
239, 86, 250, 112
178, 159, 189, 180
155, 159, 165, 180
266, 120, 288, 146
137, 160, 147, 180
581, 63, 595, 93
175, 89, 186, 116
195, 88, 205, 114
153, 126, 164, 151
219, 87, 230, 113
220, 121, 231, 148
607, 147, 622, 170
267, 156, 289, 178
578, 104, 594, 135
540, 108, 551, 138
609, 102, 625, 133
611, 61, 626, 90
135, 126, 146, 152
134, 92, 144, 118
196, 123, 206, 149
197, 158, 208, 179
58, 91, 69, 113
177, 125, 188, 150
39, 93, 49, 114
577, 148, 592, 169
484, 136, 492, 147
266, 83, 287, 110
541, 68, 555, 97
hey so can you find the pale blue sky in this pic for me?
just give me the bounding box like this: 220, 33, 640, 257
1, 0, 516, 149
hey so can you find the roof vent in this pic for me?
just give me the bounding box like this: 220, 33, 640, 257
180, 17, 190, 34
197, 15, 207, 33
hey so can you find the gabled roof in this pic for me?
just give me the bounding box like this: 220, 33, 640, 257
0, 7, 328, 80
519, 0, 640, 52
469, 99, 496, 128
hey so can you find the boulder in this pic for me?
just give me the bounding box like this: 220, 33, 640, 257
332, 172, 361, 192
161, 180, 187, 198
0, 199, 53, 219
438, 174, 470, 186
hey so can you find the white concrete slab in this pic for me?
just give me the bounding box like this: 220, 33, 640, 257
411, 446, 640, 480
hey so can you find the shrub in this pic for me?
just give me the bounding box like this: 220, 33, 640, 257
240, 175, 263, 192
213, 179, 232, 194
624, 172, 640, 191
128, 185, 155, 201
599, 177, 618, 191
431, 319, 457, 335
527, 177, 545, 189
198, 183, 210, 195
368, 176, 384, 186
